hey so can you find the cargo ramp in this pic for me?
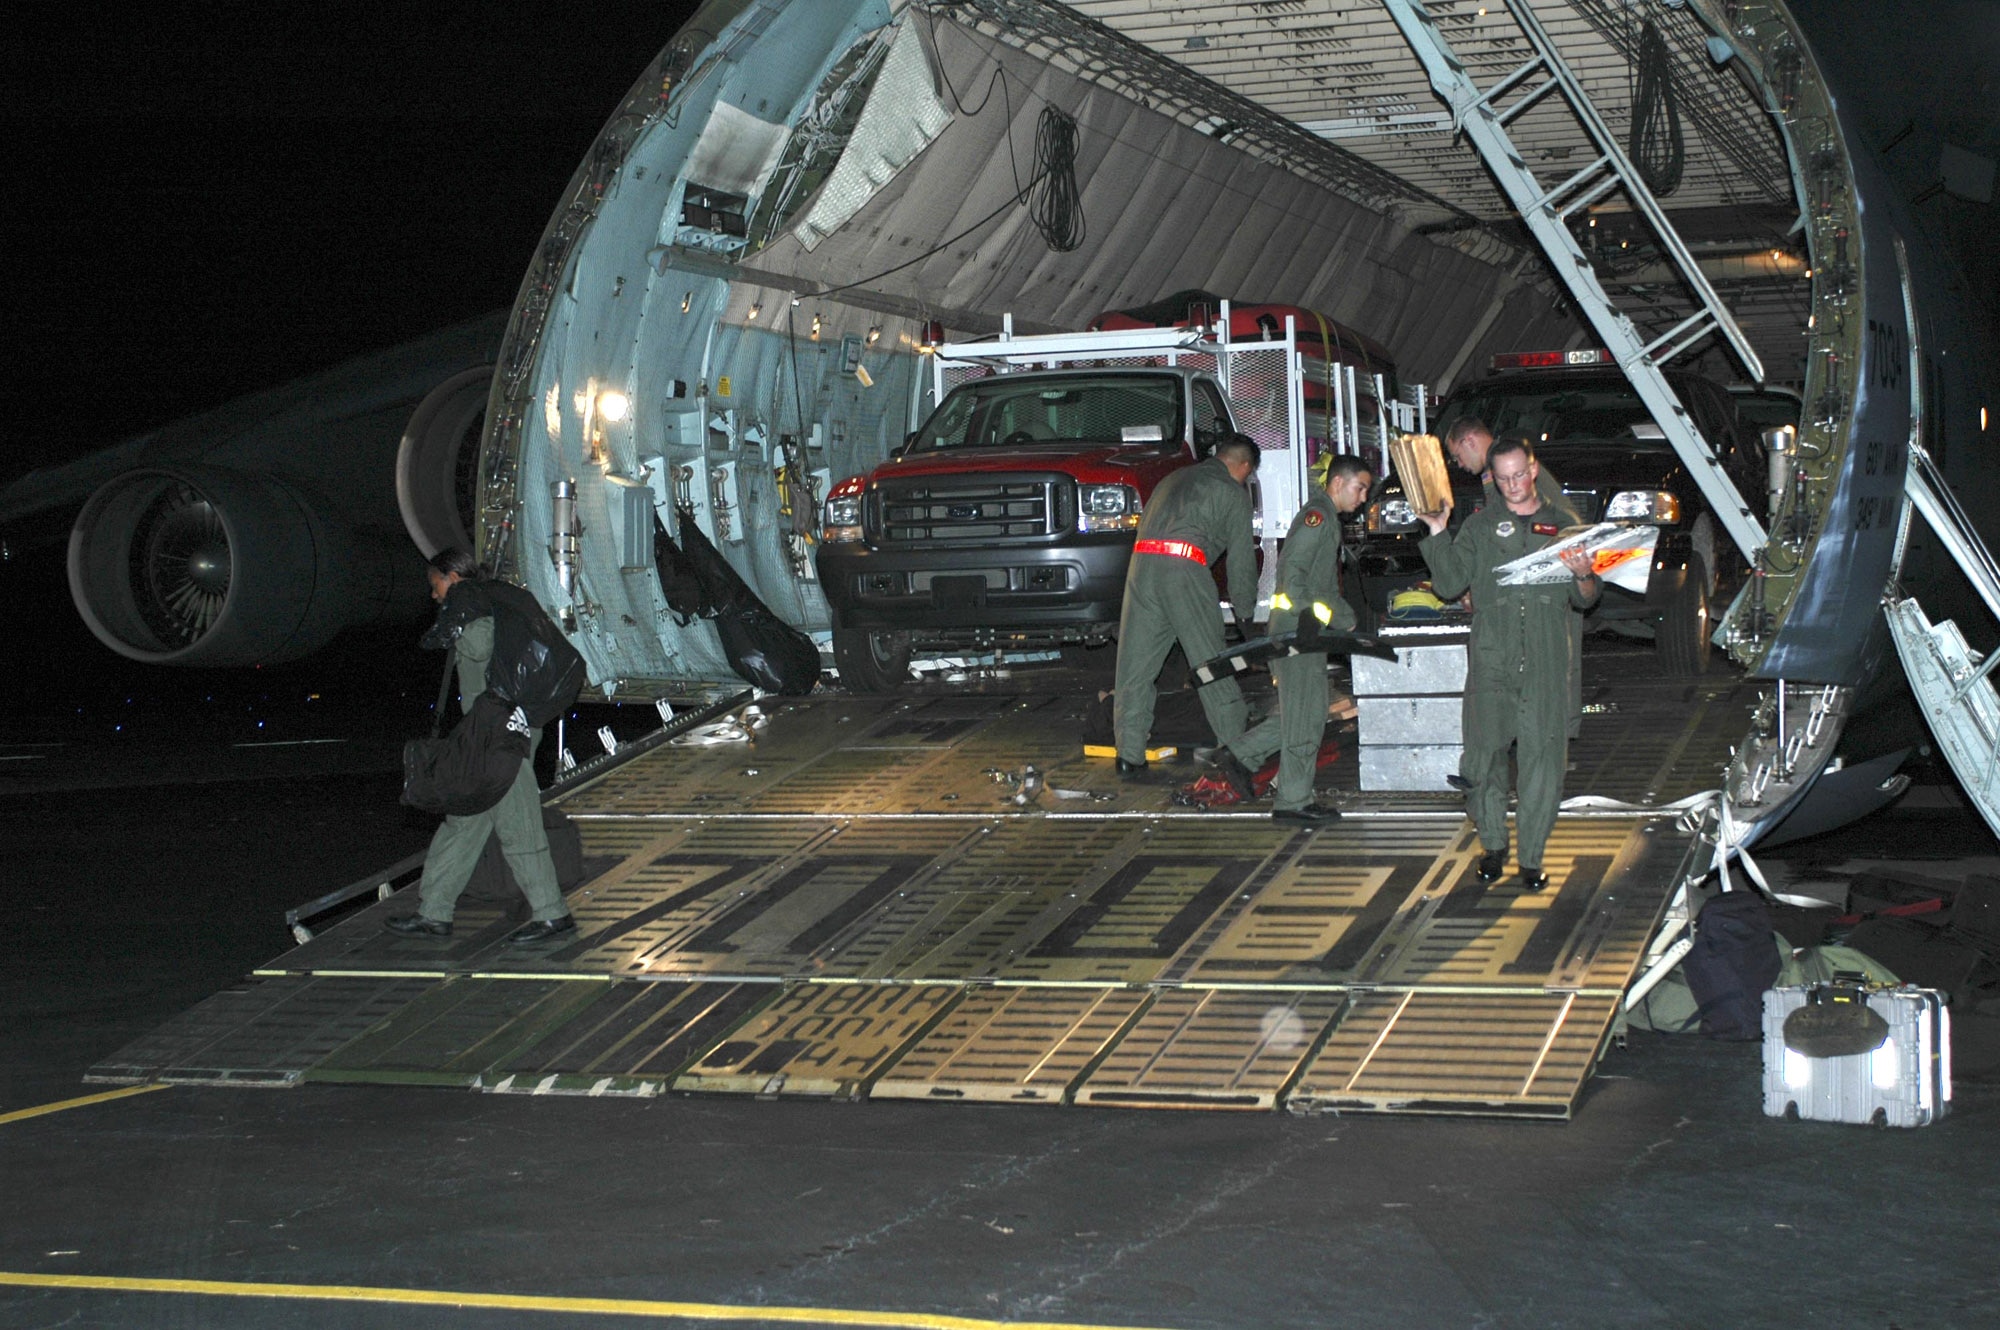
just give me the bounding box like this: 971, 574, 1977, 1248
93, 648, 1753, 1119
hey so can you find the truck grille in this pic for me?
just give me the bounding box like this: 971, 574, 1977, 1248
874, 475, 1068, 544
1561, 487, 1604, 522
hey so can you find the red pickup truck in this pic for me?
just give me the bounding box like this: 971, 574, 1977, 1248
816, 300, 1398, 692
816, 365, 1234, 690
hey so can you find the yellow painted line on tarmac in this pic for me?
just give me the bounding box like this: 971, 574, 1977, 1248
0, 1084, 168, 1126
0, 1272, 1182, 1329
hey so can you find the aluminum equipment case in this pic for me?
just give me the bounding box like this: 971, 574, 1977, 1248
1352, 623, 1468, 791
1762, 983, 1952, 1128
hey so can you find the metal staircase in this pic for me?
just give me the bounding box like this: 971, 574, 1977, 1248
1887, 444, 2000, 842
1379, 0, 1769, 562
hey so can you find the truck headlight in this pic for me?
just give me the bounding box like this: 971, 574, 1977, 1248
1078, 483, 1142, 533
1604, 490, 1682, 524
1366, 497, 1420, 533
823, 494, 864, 543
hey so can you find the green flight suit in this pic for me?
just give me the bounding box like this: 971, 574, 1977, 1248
1113, 455, 1258, 762
414, 615, 567, 924
1479, 463, 1583, 737
1226, 490, 1352, 810
1420, 494, 1597, 872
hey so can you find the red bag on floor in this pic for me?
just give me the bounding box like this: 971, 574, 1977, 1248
1173, 738, 1341, 808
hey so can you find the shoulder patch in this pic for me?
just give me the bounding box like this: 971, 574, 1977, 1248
1303, 510, 1324, 527
1494, 519, 1515, 538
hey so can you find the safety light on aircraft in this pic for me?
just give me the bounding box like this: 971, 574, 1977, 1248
866, 325, 881, 345
748, 302, 762, 321
681, 291, 692, 313
811, 312, 822, 341
597, 390, 631, 423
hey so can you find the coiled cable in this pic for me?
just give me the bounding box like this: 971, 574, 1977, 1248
1629, 20, 1686, 197
1030, 106, 1085, 252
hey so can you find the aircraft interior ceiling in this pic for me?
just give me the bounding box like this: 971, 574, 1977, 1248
484, 0, 1856, 691
946, 0, 1811, 384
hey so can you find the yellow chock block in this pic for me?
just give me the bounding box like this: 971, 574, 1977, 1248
1083, 744, 1177, 761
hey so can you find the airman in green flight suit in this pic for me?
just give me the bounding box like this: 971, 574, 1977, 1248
1419, 438, 1599, 891
1446, 416, 1582, 735
386, 548, 577, 945
1112, 434, 1260, 778
1215, 453, 1373, 823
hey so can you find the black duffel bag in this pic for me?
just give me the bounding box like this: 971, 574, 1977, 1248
400, 691, 532, 816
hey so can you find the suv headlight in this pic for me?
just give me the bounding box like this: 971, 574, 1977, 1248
823, 493, 864, 543
1078, 483, 1142, 533
1366, 496, 1420, 534
1604, 490, 1682, 524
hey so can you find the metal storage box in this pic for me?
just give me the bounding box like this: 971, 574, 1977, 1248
1354, 625, 1468, 791
1762, 983, 1951, 1128
1355, 695, 1462, 745
1351, 635, 1469, 696
1358, 745, 1463, 792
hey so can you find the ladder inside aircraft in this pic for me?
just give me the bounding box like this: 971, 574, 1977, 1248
1889, 443, 2000, 843
1379, 0, 1769, 563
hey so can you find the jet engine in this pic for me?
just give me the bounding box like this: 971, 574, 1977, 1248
395, 365, 491, 559
68, 465, 429, 666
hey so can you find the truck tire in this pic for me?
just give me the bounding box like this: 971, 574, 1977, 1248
833, 627, 912, 693
1657, 555, 1711, 675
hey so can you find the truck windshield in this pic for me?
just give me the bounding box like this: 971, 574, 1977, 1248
1438, 378, 1669, 452
907, 374, 1184, 452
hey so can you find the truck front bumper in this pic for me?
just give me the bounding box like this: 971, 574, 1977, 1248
817, 538, 1134, 641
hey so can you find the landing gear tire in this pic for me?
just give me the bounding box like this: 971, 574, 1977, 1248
832, 627, 912, 693
1657, 555, 1711, 675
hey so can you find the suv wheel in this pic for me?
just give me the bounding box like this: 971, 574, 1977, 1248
832, 627, 912, 693
1657, 555, 1711, 675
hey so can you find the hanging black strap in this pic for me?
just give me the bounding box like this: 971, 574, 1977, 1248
430, 645, 458, 739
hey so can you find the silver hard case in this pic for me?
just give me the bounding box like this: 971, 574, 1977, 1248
1761, 984, 1951, 1128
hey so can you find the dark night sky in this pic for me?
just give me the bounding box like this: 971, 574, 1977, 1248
1, 4, 700, 486
2, 1, 1990, 488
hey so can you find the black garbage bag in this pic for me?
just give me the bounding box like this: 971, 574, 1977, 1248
713, 599, 823, 695
1683, 889, 1784, 1040
677, 505, 821, 696
400, 691, 532, 816
653, 511, 711, 626
422, 579, 586, 728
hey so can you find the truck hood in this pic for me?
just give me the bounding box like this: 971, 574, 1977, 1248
869, 443, 1180, 483
1533, 441, 1683, 492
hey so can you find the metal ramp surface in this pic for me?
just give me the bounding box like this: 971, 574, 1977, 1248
92, 684, 1720, 1117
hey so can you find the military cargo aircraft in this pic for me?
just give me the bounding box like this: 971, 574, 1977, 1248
4, 0, 1997, 847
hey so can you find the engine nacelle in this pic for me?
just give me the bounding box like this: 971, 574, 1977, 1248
396, 365, 492, 559
68, 465, 429, 666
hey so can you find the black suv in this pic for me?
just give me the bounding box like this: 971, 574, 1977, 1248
1352, 357, 1770, 674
